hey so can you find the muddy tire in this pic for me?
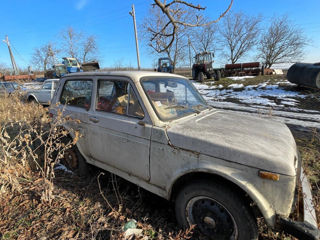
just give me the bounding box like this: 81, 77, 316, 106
198, 72, 204, 82
175, 180, 258, 240
62, 145, 89, 177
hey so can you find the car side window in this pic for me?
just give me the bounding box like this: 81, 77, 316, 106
42, 82, 52, 90
96, 80, 144, 118
128, 85, 144, 118
60, 80, 92, 110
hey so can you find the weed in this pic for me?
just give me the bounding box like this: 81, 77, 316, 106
0, 93, 77, 204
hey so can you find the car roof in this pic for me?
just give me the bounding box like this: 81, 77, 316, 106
0, 82, 13, 85
44, 79, 60, 82
62, 71, 187, 82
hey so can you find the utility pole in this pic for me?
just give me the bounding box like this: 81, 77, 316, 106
188, 38, 192, 69
129, 4, 141, 70
3, 36, 19, 75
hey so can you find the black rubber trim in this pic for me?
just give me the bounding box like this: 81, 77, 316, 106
279, 217, 320, 240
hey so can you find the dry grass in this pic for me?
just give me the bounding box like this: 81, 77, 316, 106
203, 74, 286, 89
292, 128, 320, 227
0, 93, 77, 203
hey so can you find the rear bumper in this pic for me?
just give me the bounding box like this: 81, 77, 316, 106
278, 169, 319, 240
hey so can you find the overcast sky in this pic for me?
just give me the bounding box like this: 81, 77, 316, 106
0, 0, 319, 70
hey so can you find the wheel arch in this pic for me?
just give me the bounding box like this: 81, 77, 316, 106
169, 171, 275, 227
27, 94, 38, 103
55, 124, 88, 162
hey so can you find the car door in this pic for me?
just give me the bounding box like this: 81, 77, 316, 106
37, 81, 52, 103
57, 78, 93, 158
87, 77, 152, 181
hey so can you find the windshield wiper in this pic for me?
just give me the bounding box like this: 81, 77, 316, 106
165, 105, 201, 114
192, 104, 208, 113
165, 105, 188, 110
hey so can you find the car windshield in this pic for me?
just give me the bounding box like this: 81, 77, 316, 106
141, 77, 209, 121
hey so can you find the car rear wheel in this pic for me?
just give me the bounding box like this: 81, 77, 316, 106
62, 145, 89, 177
175, 180, 258, 240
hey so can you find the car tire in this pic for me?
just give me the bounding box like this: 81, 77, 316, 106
28, 96, 37, 103
62, 144, 89, 177
175, 180, 258, 240
198, 72, 204, 82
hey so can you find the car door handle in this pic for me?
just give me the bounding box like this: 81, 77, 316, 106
89, 116, 99, 123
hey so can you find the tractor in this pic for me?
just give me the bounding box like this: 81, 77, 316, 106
45, 57, 99, 78
192, 52, 221, 82
157, 57, 174, 73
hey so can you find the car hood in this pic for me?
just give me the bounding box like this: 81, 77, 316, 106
166, 110, 297, 176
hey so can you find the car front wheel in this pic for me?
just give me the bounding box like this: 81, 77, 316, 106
175, 180, 258, 240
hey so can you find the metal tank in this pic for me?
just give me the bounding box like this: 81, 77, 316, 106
287, 63, 320, 88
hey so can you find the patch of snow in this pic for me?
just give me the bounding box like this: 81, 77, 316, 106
228, 83, 244, 89
227, 76, 255, 81
194, 81, 306, 107
281, 100, 297, 106
258, 83, 268, 88
54, 164, 73, 174
273, 69, 284, 75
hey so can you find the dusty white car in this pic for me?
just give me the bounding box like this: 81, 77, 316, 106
26, 79, 59, 105
49, 71, 319, 240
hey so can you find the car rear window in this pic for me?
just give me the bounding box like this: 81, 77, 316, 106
60, 80, 92, 110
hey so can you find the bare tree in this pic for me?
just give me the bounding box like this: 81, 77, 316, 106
191, 23, 218, 53
81, 36, 98, 63
142, 6, 189, 68
61, 27, 98, 63
31, 43, 60, 71
0, 63, 10, 75
258, 16, 307, 68
149, 0, 233, 52
61, 27, 81, 60
219, 12, 261, 64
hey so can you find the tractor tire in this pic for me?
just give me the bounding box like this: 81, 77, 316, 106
214, 70, 221, 81
198, 72, 204, 82
192, 69, 196, 80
